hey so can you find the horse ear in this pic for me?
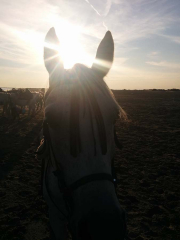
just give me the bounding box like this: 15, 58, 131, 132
92, 31, 114, 77
44, 27, 64, 76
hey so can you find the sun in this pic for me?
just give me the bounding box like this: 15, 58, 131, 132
53, 20, 91, 69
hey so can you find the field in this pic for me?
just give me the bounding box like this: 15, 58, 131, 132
0, 90, 180, 240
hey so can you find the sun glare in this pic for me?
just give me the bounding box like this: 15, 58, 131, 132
52, 20, 91, 69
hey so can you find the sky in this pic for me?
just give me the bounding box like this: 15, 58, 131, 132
0, 0, 180, 89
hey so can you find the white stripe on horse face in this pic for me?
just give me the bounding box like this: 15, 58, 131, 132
44, 65, 119, 182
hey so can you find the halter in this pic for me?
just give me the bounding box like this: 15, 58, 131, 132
36, 102, 130, 239
37, 118, 120, 217
37, 120, 130, 239
37, 69, 122, 217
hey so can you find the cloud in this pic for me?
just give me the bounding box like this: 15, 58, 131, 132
0, 0, 56, 70
112, 57, 128, 70
104, 0, 112, 16
0, 0, 180, 89
105, 0, 180, 44
106, 63, 180, 90
159, 34, 180, 45
0, 22, 45, 67
146, 61, 180, 69
147, 51, 160, 58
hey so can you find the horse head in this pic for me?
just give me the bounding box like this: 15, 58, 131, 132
41, 27, 126, 240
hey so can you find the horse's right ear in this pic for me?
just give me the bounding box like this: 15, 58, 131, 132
44, 27, 64, 76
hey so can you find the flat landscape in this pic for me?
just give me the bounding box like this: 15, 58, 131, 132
0, 90, 180, 240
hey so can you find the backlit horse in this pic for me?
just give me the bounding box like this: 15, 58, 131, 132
37, 28, 127, 240
0, 92, 10, 116
10, 91, 42, 117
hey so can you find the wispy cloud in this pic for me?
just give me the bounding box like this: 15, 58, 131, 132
84, 0, 112, 31
159, 34, 180, 45
0, 0, 54, 69
0, 0, 180, 88
112, 57, 128, 71
0, 22, 45, 66
146, 61, 180, 69
107, 64, 180, 89
107, 0, 180, 44
147, 51, 160, 58
104, 0, 112, 16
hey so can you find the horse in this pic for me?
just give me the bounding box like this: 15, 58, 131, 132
9, 91, 41, 117
35, 92, 44, 111
28, 92, 40, 115
37, 27, 127, 240
0, 92, 11, 116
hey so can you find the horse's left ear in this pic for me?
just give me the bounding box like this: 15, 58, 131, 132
44, 27, 64, 75
92, 31, 114, 77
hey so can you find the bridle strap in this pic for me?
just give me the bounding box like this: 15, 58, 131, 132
56, 172, 115, 196
41, 119, 118, 200
69, 173, 114, 191
38, 121, 121, 191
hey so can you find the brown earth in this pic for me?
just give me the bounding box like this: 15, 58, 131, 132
0, 90, 180, 240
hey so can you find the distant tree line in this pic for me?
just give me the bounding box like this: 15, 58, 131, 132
152, 88, 180, 91
112, 89, 180, 91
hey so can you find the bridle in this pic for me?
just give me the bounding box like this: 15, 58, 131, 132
37, 118, 121, 217
36, 111, 131, 240
36, 72, 123, 219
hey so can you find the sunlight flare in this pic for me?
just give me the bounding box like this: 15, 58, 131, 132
44, 20, 92, 69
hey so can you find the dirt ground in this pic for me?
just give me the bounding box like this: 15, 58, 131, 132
0, 90, 180, 240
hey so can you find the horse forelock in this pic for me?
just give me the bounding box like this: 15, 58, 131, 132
44, 65, 120, 158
